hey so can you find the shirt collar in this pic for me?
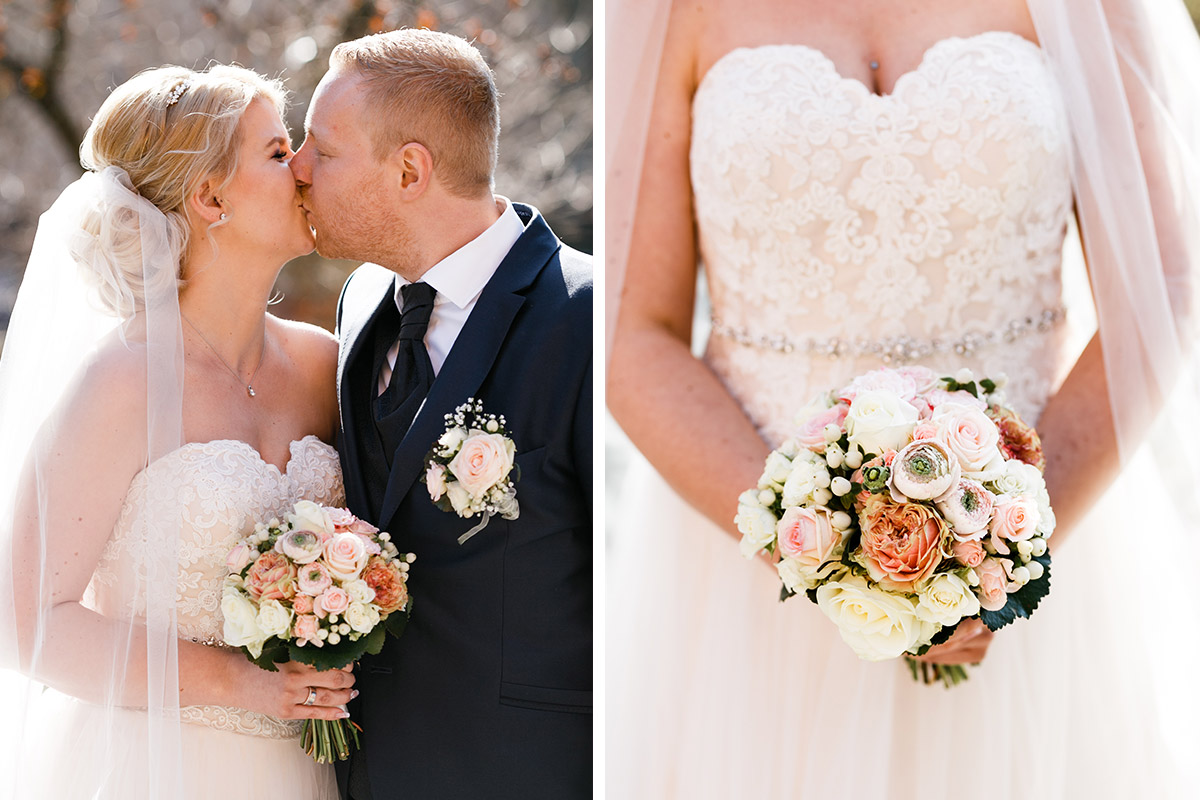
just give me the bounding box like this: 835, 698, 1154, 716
394, 196, 525, 311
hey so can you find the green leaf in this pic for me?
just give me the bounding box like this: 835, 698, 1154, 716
1009, 554, 1052, 616
804, 587, 818, 605
362, 624, 389, 656
384, 601, 412, 638
286, 636, 371, 671
779, 584, 798, 603
980, 378, 996, 394
246, 640, 289, 671
978, 600, 1020, 632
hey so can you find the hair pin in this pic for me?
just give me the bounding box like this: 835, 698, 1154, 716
166, 79, 191, 107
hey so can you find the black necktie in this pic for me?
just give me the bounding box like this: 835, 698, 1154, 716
373, 281, 436, 444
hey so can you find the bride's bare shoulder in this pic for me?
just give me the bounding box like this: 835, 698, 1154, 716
267, 314, 337, 377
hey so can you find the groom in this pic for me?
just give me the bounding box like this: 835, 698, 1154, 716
290, 29, 592, 799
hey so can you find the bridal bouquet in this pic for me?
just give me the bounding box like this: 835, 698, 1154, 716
223, 500, 415, 761
736, 366, 1054, 686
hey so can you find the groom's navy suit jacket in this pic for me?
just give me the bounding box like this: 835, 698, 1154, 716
333, 204, 591, 799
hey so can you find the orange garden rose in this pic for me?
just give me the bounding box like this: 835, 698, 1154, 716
363, 556, 409, 614
244, 551, 297, 601
987, 404, 1045, 472
858, 494, 949, 591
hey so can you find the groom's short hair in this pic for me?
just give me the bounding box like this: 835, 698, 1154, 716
331, 28, 499, 197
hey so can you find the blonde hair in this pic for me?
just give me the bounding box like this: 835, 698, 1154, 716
330, 29, 499, 196
75, 64, 287, 316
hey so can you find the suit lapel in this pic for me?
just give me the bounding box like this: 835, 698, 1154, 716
337, 266, 397, 514
377, 205, 560, 525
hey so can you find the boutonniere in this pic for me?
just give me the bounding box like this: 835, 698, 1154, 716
423, 398, 520, 544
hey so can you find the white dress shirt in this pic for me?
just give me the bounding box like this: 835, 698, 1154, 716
377, 196, 525, 395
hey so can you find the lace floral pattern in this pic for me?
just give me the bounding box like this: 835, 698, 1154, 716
690, 33, 1073, 445
88, 435, 344, 739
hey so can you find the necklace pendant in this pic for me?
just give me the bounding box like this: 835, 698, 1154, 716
247, 385, 256, 398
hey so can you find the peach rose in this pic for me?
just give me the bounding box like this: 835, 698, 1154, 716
323, 533, 369, 581
910, 420, 940, 441
858, 493, 948, 590
293, 614, 320, 645
974, 558, 1010, 611
225, 542, 253, 573
293, 594, 315, 615
316, 586, 350, 618
987, 405, 1046, 472
952, 539, 987, 569
989, 496, 1040, 555
933, 403, 1004, 479
363, 556, 409, 614
244, 552, 297, 601
776, 507, 839, 568
795, 405, 849, 452
448, 432, 515, 496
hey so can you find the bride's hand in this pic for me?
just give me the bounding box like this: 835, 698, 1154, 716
233, 659, 357, 720
911, 618, 993, 665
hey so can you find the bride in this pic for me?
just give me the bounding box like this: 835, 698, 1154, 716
607, 0, 1200, 797
0, 66, 351, 797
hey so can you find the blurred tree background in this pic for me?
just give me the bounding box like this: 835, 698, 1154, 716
0, 0, 592, 348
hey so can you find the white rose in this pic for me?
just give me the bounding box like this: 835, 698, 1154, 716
287, 500, 334, 537
255, 598, 293, 639
844, 390, 919, 456
990, 459, 1044, 498
221, 587, 268, 658
782, 460, 828, 507
446, 482, 474, 515
343, 578, 376, 605
816, 575, 934, 661
761, 451, 794, 487
914, 572, 981, 626
345, 601, 381, 634
736, 501, 779, 559
438, 426, 468, 454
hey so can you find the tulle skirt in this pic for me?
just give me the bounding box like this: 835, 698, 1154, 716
607, 445, 1200, 799
1, 688, 338, 799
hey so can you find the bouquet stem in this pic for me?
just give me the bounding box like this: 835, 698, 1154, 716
905, 657, 970, 688
302, 718, 363, 763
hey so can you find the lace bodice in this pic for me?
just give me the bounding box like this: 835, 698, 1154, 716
88, 435, 344, 739
691, 32, 1073, 444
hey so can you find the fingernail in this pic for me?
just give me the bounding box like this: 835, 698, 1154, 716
339, 710, 350, 719
351, 690, 359, 699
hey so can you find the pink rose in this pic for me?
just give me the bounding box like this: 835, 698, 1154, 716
989, 496, 1040, 554
776, 507, 838, 567
794, 405, 849, 452
910, 420, 940, 441
837, 368, 920, 404
933, 403, 1004, 478
225, 542, 253, 573
316, 586, 350, 618
323, 533, 368, 580
297, 561, 333, 596
858, 494, 948, 591
952, 539, 987, 568
895, 366, 939, 394
293, 594, 315, 615
293, 614, 320, 645
448, 432, 515, 496
327, 507, 358, 531
427, 463, 448, 501
974, 558, 1010, 611
244, 552, 297, 601
925, 388, 988, 412
348, 518, 379, 536
355, 533, 383, 556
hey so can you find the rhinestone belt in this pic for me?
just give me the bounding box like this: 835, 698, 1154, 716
710, 306, 1066, 363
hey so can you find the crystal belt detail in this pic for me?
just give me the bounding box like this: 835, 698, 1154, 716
710, 306, 1066, 363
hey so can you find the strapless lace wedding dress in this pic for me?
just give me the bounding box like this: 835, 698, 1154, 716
22, 436, 343, 799
609, 33, 1191, 799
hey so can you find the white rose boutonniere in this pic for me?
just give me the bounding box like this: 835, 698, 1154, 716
423, 398, 521, 544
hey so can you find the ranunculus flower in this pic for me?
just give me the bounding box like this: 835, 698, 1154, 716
345, 601, 381, 634
297, 561, 334, 596
915, 572, 981, 626
858, 494, 948, 591
987, 404, 1045, 472
255, 598, 293, 639
316, 586, 350, 618
974, 558, 1011, 611
426, 464, 448, 501
845, 390, 919, 456
935, 478, 995, 539
794, 405, 849, 452
952, 539, 987, 568
889, 439, 959, 501
225, 542, 253, 573
816, 575, 936, 661
776, 507, 839, 568
362, 556, 408, 614
323, 533, 369, 580
288, 500, 334, 537
244, 552, 297, 601
448, 432, 515, 496
274, 529, 325, 564
989, 496, 1040, 554
933, 403, 1005, 480
293, 614, 321, 646
221, 587, 268, 658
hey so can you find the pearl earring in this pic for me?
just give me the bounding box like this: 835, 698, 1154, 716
219, 213, 227, 220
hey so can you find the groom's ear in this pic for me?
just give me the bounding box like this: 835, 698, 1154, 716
391, 142, 434, 199
187, 179, 226, 224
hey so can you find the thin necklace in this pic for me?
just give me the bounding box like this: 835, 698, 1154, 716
181, 314, 266, 398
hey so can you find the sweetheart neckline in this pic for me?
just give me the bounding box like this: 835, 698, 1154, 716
695, 31, 1042, 102
136, 434, 336, 481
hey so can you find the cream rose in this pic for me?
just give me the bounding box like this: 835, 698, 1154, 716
915, 572, 981, 626
255, 598, 293, 639
287, 500, 334, 538
437, 426, 468, 455
781, 458, 829, 507
845, 389, 919, 456
816, 575, 936, 661
343, 578, 376, 605
933, 403, 1005, 480
446, 482, 474, 515
448, 432, 515, 496
221, 587, 268, 658
735, 493, 779, 559
345, 601, 381, 634
761, 451, 795, 487
323, 533, 369, 581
